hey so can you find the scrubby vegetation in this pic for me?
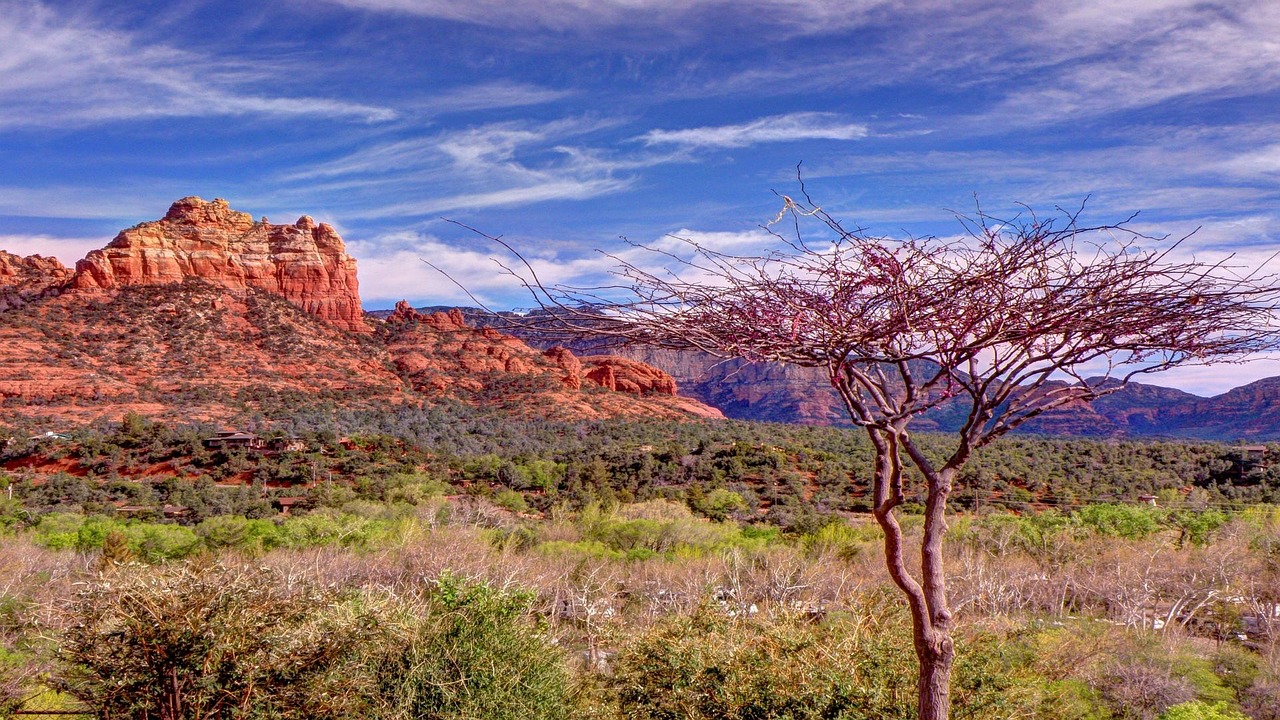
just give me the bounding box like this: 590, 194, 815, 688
1, 410, 1278, 718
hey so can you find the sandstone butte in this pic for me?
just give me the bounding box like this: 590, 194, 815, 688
0, 197, 722, 424
72, 196, 368, 333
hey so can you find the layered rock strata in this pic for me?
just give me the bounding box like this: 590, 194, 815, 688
72, 197, 367, 332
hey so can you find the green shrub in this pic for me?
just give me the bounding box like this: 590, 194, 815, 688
33, 514, 200, 561
195, 515, 285, 554
1074, 504, 1165, 539
690, 488, 747, 521
494, 489, 530, 514
365, 573, 570, 720
54, 562, 373, 720
800, 519, 879, 560
610, 603, 1026, 720
277, 508, 392, 549
0, 497, 29, 535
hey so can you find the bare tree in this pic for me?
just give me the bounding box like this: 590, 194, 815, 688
473, 192, 1280, 720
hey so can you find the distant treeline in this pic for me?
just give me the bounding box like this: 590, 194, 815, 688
3, 405, 1276, 536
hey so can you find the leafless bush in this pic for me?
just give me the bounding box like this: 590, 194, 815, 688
1096, 660, 1196, 720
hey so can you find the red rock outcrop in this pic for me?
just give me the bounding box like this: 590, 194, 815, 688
543, 346, 583, 390
581, 356, 678, 396
72, 197, 368, 332
0, 251, 72, 311
376, 300, 720, 419
384, 299, 551, 393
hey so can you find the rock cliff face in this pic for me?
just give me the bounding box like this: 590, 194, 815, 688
0, 251, 72, 312
72, 197, 367, 332
384, 300, 560, 394
582, 356, 678, 396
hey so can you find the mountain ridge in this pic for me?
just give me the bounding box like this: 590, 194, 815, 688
373, 305, 1280, 441
0, 199, 722, 427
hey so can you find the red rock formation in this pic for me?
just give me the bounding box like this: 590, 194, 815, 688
581, 356, 678, 396
72, 197, 368, 332
0, 250, 72, 311
384, 299, 549, 393
543, 346, 583, 390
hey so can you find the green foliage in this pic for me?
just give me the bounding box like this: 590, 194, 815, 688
366, 573, 570, 720
1211, 645, 1261, 696
690, 487, 748, 521
800, 518, 879, 560
609, 603, 1028, 720
55, 562, 373, 720
1074, 503, 1166, 539
33, 513, 200, 561
572, 500, 764, 559
0, 496, 29, 536
494, 488, 530, 514
195, 515, 287, 555
276, 507, 399, 549
1158, 701, 1249, 720
1171, 510, 1230, 547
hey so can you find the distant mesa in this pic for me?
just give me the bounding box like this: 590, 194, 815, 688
71, 196, 368, 333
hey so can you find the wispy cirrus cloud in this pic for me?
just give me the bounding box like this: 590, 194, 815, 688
617, 1, 1280, 132
924, 1, 1280, 130
640, 113, 869, 149
1218, 143, 1280, 179
417, 81, 576, 114
322, 0, 891, 35
282, 117, 685, 217
364, 176, 635, 218
0, 1, 395, 128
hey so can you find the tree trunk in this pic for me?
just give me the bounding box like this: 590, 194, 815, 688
865, 428, 958, 720
917, 632, 955, 720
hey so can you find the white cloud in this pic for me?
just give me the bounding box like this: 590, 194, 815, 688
283, 118, 664, 217
1135, 359, 1280, 398
0, 185, 175, 221
419, 81, 576, 114
350, 231, 619, 307
641, 113, 869, 149
0, 234, 108, 266
369, 177, 636, 217
961, 1, 1280, 128
323, 0, 891, 35
1218, 143, 1280, 178
0, 1, 395, 128
653, 229, 777, 253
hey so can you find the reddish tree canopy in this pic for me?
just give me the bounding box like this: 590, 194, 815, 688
500, 196, 1280, 444
474, 193, 1280, 720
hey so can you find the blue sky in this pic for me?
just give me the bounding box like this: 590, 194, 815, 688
4, 0, 1280, 394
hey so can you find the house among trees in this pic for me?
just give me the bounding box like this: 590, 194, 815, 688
28, 431, 71, 442
202, 432, 305, 453
203, 431, 265, 451
266, 436, 306, 453
1232, 445, 1270, 476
